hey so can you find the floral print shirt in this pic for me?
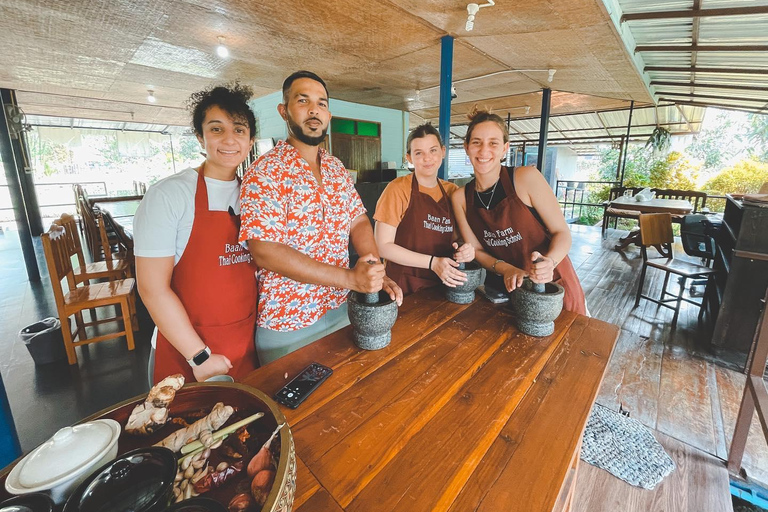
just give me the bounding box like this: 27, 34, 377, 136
238, 140, 366, 331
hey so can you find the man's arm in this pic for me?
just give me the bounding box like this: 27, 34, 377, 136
247, 235, 384, 294
349, 214, 403, 304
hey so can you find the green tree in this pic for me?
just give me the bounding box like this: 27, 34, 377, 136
686, 111, 734, 171
703, 159, 768, 195
649, 151, 698, 190
747, 113, 768, 162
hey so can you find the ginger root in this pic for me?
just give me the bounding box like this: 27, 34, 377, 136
155, 402, 234, 453
126, 374, 185, 436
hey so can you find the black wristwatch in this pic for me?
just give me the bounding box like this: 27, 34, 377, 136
187, 346, 211, 367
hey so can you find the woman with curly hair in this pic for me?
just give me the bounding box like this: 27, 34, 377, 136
452, 108, 586, 314
134, 83, 259, 383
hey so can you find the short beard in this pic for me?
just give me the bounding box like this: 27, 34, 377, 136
287, 116, 327, 147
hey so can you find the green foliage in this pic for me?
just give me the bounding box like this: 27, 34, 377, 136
648, 151, 698, 190
645, 126, 671, 156
703, 159, 768, 195
747, 113, 768, 162
686, 111, 734, 171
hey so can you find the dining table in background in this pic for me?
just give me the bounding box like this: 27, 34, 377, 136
242, 287, 620, 512
609, 196, 693, 253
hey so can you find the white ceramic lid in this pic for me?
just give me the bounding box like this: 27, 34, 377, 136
13, 419, 120, 489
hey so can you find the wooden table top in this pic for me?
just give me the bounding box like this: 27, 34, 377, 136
609, 196, 693, 214
93, 199, 141, 219
241, 287, 620, 512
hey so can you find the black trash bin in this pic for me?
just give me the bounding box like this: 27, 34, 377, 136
19, 318, 67, 365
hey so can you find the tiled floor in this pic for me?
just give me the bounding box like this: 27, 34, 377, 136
0, 225, 154, 452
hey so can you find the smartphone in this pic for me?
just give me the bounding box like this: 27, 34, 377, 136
478, 285, 510, 304
274, 362, 333, 409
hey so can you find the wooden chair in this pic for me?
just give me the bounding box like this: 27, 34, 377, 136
53, 213, 131, 284
41, 224, 136, 365
634, 213, 717, 327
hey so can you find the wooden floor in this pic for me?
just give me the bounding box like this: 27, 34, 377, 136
568, 225, 768, 511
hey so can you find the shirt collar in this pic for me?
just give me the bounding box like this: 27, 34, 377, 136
276, 139, 329, 165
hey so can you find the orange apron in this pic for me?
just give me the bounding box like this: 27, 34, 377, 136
153, 170, 258, 384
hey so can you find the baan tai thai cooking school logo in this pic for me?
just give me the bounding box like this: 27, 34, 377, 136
220, 243, 253, 266
483, 227, 522, 247
423, 213, 453, 234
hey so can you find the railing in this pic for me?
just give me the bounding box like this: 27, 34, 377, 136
555, 180, 619, 224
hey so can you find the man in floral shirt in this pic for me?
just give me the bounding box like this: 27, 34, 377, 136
239, 71, 402, 364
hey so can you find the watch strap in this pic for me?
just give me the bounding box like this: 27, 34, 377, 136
187, 346, 211, 367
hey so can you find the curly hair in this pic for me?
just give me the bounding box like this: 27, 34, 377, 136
187, 82, 256, 138
464, 105, 509, 144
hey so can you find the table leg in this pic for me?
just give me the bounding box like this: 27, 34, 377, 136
614, 228, 640, 251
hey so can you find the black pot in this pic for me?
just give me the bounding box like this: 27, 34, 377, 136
165, 497, 228, 512
0, 493, 54, 512
63, 447, 177, 512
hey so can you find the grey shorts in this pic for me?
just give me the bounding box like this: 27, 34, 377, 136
255, 303, 350, 366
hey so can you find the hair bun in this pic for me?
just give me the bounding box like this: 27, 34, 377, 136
467, 104, 493, 122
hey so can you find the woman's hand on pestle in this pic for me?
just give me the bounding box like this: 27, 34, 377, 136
432, 256, 467, 288
382, 276, 403, 306
452, 242, 475, 263
529, 251, 555, 284
498, 262, 527, 292
349, 254, 385, 293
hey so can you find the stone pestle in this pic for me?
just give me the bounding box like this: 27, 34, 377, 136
508, 258, 564, 336
347, 260, 399, 350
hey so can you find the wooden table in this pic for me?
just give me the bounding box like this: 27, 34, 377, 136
609, 196, 693, 252
241, 287, 619, 512
93, 198, 141, 219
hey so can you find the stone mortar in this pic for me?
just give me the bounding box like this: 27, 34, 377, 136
444, 261, 485, 304
347, 291, 398, 350
509, 278, 564, 337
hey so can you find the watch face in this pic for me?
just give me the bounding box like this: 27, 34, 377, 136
193, 348, 210, 366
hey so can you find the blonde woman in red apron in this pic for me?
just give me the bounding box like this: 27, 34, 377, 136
374, 124, 474, 295
451, 110, 586, 314
135, 84, 258, 384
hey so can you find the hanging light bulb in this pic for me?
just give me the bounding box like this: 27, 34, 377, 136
216, 36, 229, 58
147, 90, 156, 103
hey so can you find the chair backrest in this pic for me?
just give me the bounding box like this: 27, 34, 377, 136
53, 213, 87, 269
41, 225, 76, 308
680, 214, 716, 259
652, 188, 707, 213
639, 213, 674, 247
95, 211, 116, 269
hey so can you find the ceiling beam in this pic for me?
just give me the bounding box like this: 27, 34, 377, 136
644, 66, 768, 75
635, 44, 768, 52
622, 5, 768, 22
594, 111, 612, 137
655, 91, 768, 104
658, 99, 765, 114
675, 104, 694, 132
650, 81, 768, 93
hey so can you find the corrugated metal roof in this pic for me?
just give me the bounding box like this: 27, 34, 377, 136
608, 0, 768, 113
448, 103, 705, 154
26, 114, 190, 135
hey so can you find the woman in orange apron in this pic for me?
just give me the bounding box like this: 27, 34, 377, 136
373, 124, 474, 295
452, 109, 586, 314
134, 84, 258, 384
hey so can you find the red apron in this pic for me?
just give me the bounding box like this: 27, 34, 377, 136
464, 167, 586, 314
386, 175, 455, 295
153, 170, 258, 384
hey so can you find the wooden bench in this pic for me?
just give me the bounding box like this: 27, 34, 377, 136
602, 187, 708, 238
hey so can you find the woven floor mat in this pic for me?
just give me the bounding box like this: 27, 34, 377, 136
580, 404, 675, 490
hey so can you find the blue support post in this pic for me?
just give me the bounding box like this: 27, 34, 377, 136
536, 88, 551, 174
438, 35, 454, 180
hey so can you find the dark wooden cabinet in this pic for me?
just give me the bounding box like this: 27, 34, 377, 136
710, 195, 768, 353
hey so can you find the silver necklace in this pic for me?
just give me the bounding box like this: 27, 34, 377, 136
476, 180, 498, 210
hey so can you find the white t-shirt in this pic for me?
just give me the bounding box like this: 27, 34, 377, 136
134, 168, 241, 264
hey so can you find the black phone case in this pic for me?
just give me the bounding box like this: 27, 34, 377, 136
274, 362, 333, 409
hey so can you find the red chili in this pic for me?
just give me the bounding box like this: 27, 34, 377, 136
194, 461, 244, 494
